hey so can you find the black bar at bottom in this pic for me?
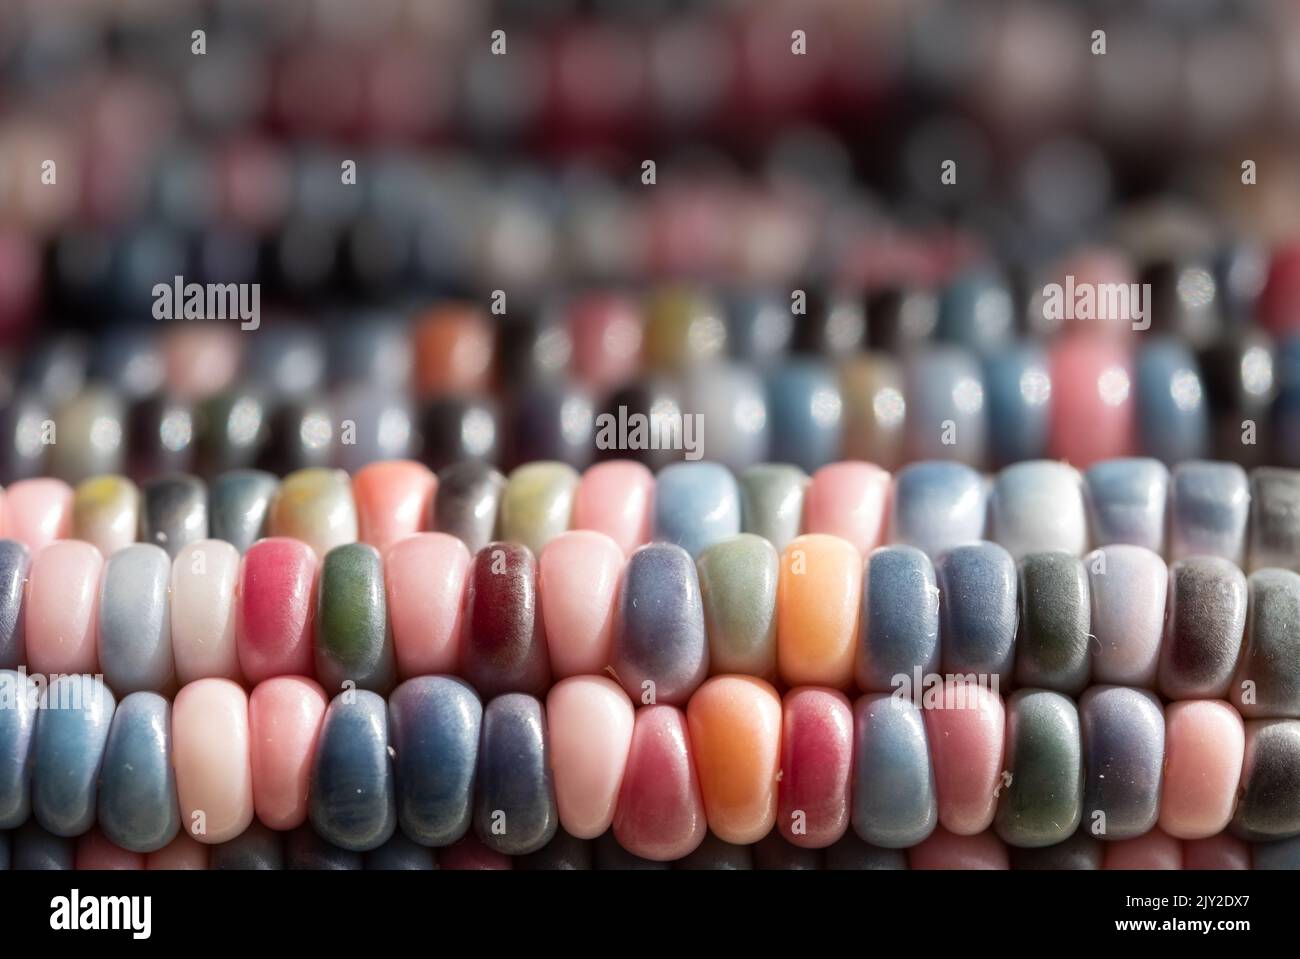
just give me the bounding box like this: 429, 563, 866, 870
0, 869, 1278, 946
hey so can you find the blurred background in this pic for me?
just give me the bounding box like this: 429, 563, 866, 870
2, 0, 1300, 482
